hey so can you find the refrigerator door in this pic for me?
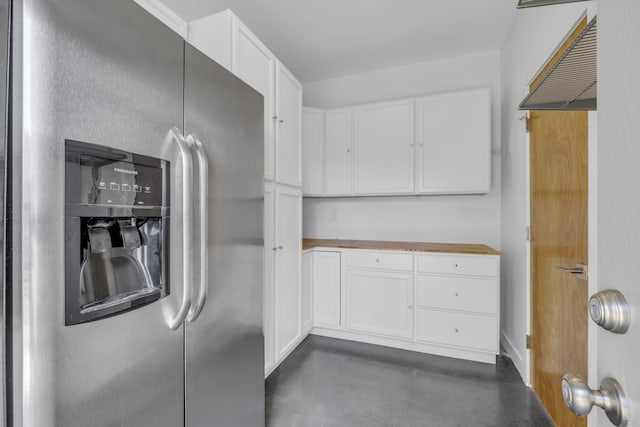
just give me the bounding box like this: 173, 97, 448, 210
11, 0, 186, 425
184, 43, 265, 427
0, 0, 8, 422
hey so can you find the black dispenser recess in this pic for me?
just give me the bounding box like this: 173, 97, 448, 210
64, 140, 170, 325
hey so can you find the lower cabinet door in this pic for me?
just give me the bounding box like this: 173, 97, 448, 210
345, 269, 413, 339
263, 184, 275, 374
275, 186, 302, 359
301, 252, 313, 333
312, 251, 341, 328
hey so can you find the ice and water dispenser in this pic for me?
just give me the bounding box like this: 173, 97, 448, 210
64, 140, 170, 325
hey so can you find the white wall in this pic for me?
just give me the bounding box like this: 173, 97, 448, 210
303, 51, 502, 249
499, 2, 596, 380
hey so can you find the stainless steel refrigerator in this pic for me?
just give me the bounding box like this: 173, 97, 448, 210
1, 0, 265, 426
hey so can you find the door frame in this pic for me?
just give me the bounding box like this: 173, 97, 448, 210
522, 6, 599, 417
523, 102, 600, 425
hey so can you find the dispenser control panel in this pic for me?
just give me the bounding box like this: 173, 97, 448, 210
65, 140, 167, 208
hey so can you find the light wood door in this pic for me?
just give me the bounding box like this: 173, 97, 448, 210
353, 99, 415, 195
275, 62, 302, 188
230, 16, 276, 181
312, 251, 341, 328
302, 107, 324, 195
345, 269, 413, 339
530, 110, 588, 427
325, 108, 353, 196
416, 89, 491, 194
274, 186, 302, 359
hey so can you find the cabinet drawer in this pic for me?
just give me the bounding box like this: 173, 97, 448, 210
416, 275, 498, 314
416, 309, 498, 352
345, 251, 413, 271
417, 254, 498, 277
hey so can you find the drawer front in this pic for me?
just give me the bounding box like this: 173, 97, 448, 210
417, 254, 498, 277
416, 309, 498, 352
345, 251, 413, 271
416, 275, 498, 314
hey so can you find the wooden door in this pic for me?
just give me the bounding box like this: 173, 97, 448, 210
353, 99, 415, 195
275, 62, 303, 187
530, 110, 588, 427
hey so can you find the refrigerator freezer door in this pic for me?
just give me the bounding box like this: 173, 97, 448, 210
184, 44, 265, 427
12, 0, 185, 425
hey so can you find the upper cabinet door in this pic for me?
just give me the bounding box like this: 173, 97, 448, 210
302, 107, 324, 196
231, 18, 276, 181
187, 10, 233, 71
353, 99, 415, 195
275, 61, 303, 188
325, 108, 353, 196
416, 88, 491, 194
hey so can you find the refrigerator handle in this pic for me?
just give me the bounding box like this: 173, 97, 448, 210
186, 133, 209, 322
168, 127, 194, 330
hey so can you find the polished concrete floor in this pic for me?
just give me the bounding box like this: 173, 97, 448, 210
266, 336, 554, 427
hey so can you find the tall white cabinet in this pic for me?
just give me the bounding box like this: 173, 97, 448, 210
188, 9, 303, 377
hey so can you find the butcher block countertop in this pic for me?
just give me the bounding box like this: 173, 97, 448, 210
302, 238, 500, 256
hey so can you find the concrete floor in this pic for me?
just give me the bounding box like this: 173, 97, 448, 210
266, 335, 554, 427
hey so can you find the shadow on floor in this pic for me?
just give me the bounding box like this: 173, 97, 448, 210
266, 335, 554, 427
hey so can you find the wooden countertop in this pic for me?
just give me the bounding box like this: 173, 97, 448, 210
302, 238, 500, 255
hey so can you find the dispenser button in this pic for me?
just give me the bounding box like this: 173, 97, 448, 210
134, 185, 142, 193
144, 186, 151, 193
122, 184, 131, 192
110, 183, 120, 191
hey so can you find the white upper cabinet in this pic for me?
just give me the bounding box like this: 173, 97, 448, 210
187, 9, 303, 186
324, 108, 353, 196
353, 99, 415, 195
187, 10, 233, 71
275, 62, 303, 188
416, 88, 491, 194
302, 108, 324, 196
231, 18, 276, 181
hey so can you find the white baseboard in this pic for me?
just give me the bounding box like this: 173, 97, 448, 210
500, 330, 527, 384
312, 327, 497, 365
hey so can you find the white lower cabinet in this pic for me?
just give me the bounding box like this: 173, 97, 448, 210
415, 310, 498, 352
274, 187, 302, 361
265, 185, 304, 378
311, 251, 341, 328
345, 269, 413, 339
305, 247, 500, 364
301, 252, 313, 334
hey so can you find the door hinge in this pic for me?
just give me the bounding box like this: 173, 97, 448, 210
526, 335, 531, 349
520, 114, 530, 133
526, 226, 531, 241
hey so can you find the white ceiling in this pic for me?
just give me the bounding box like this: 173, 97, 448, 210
159, 0, 517, 83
